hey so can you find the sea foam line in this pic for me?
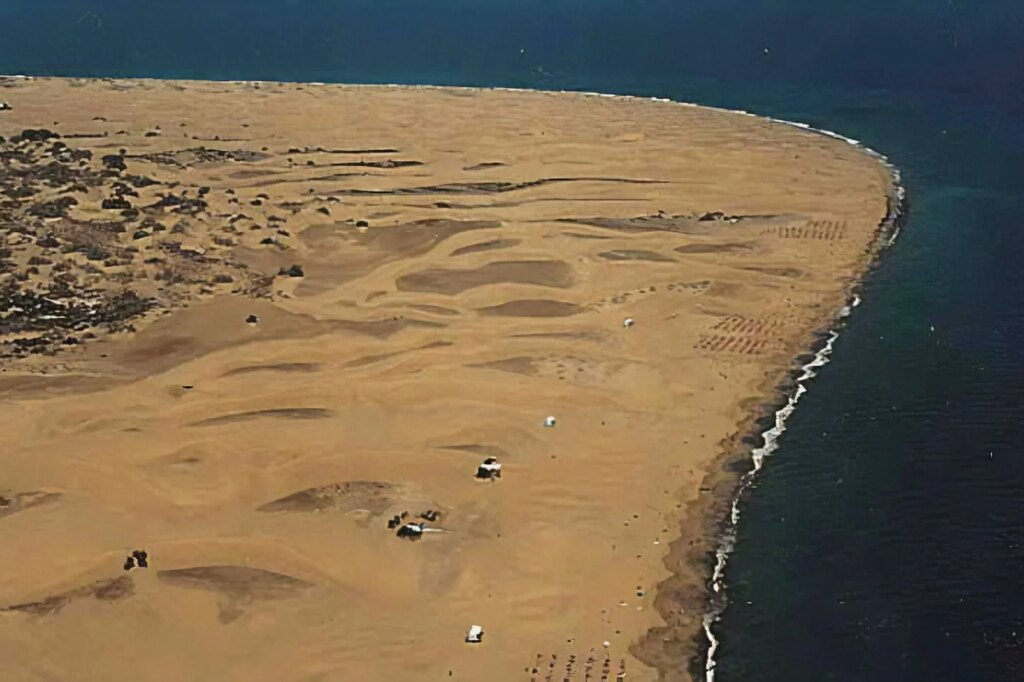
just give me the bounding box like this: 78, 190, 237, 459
702, 327, 838, 681
701, 162, 902, 682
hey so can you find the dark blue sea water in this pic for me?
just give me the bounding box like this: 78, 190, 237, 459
3, 2, 1023, 679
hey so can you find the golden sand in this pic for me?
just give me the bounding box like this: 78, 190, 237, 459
0, 77, 893, 681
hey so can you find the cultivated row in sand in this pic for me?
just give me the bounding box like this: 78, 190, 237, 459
0, 77, 893, 681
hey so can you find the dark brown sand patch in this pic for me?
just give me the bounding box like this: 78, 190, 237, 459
462, 162, 505, 171
258, 481, 396, 515
221, 362, 321, 377
156, 566, 311, 623
3, 576, 134, 616
92, 576, 135, 601
467, 357, 538, 376
478, 300, 584, 318
599, 249, 676, 263
408, 304, 460, 317
352, 218, 502, 254
120, 336, 194, 365
341, 341, 453, 369
449, 239, 521, 257
188, 407, 333, 427
340, 351, 405, 370
228, 168, 282, 179
563, 231, 614, 240
558, 213, 704, 234
439, 444, 512, 459
675, 242, 752, 254
285, 146, 400, 155
289, 220, 503, 293
0, 491, 62, 521
112, 298, 337, 376
0, 374, 118, 399
741, 266, 806, 278
319, 159, 422, 170
396, 260, 573, 296
300, 219, 499, 255
157, 566, 311, 597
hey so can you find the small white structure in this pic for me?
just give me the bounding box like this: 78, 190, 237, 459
466, 625, 484, 643
544, 416, 557, 428
0, 102, 11, 111
476, 457, 502, 480
623, 317, 634, 328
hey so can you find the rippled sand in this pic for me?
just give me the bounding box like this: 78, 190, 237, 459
0, 78, 893, 681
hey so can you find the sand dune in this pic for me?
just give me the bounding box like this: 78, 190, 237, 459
0, 77, 893, 681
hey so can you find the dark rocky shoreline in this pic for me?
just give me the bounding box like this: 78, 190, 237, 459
638, 177, 908, 682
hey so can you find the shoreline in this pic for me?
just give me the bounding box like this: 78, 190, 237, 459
0, 76, 899, 680
681, 167, 905, 681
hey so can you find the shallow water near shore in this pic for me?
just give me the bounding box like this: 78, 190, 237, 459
3, 1, 1024, 680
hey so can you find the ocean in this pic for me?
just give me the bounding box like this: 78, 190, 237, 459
2, 1, 1023, 680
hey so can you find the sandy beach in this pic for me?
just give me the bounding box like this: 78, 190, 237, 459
0, 77, 894, 681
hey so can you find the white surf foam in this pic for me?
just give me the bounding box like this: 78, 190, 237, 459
703, 327, 838, 681
701, 153, 902, 680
